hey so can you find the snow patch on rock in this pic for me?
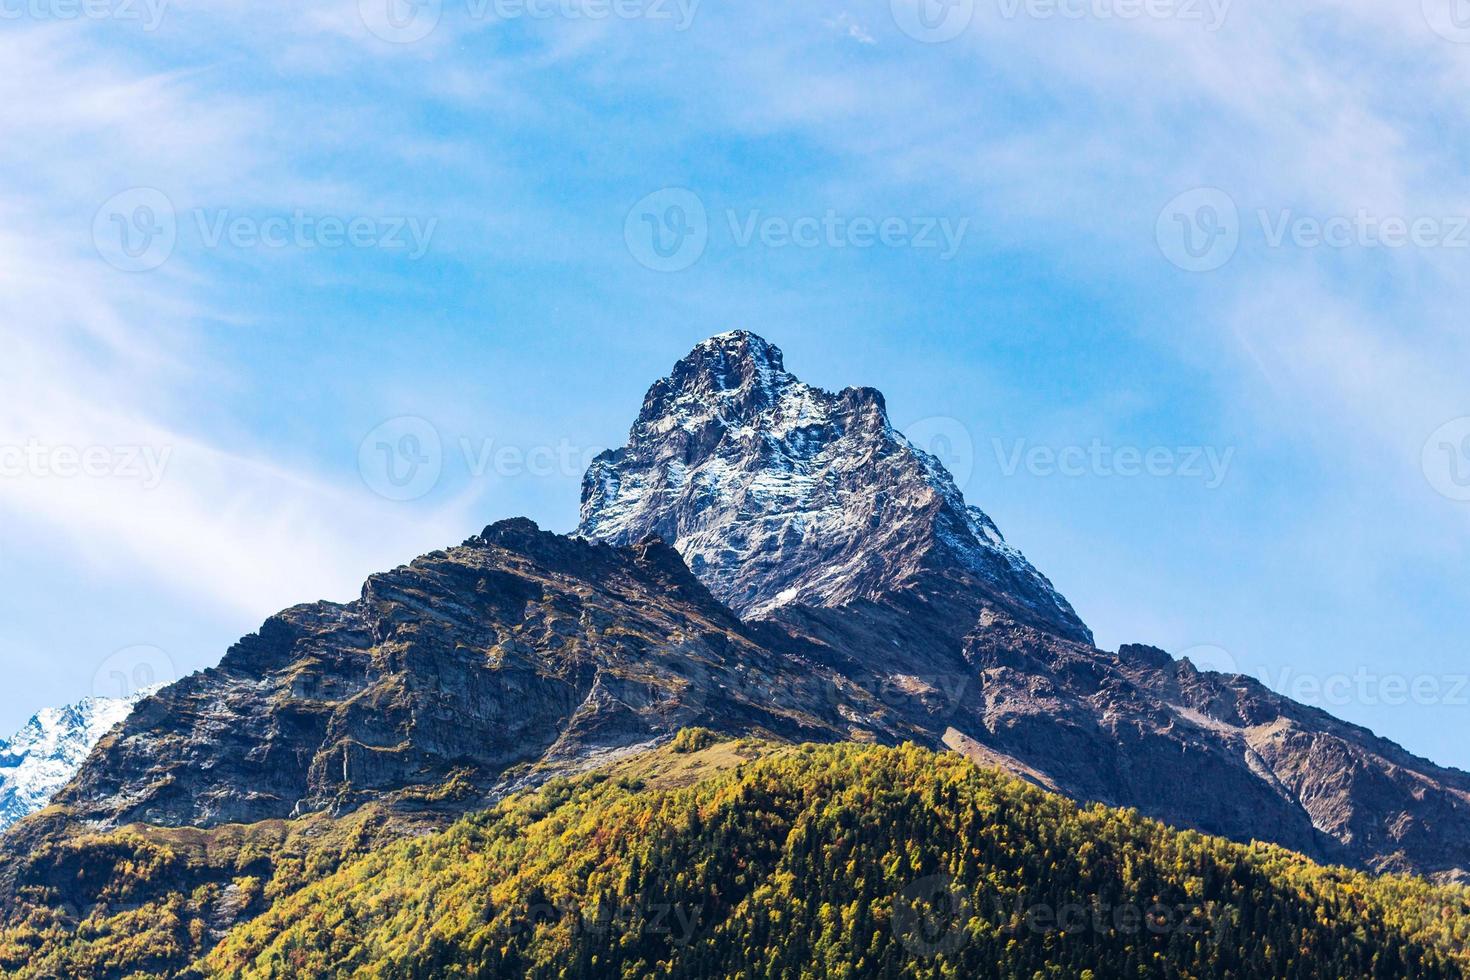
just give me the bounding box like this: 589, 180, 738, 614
578, 331, 1090, 641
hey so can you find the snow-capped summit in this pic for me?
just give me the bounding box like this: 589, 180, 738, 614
579, 331, 1091, 642
0, 689, 153, 832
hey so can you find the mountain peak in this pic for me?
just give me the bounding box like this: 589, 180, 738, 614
580, 334, 1090, 642
633, 331, 791, 431
691, 330, 785, 371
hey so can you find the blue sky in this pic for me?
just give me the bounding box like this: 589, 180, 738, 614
3, 1, 1470, 768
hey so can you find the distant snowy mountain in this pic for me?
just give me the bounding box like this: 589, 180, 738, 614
0, 691, 153, 831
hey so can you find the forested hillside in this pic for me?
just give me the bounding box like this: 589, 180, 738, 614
199, 738, 1470, 979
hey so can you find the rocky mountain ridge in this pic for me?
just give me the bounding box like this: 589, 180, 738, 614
580, 332, 1470, 881
41, 520, 919, 832
3, 329, 1468, 928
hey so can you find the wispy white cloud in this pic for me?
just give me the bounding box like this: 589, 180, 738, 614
0, 22, 479, 622
826, 12, 876, 45
6, 0, 1470, 763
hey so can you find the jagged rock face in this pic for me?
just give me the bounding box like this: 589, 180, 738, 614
51, 521, 881, 831
579, 331, 1091, 644
1130, 652, 1470, 878
0, 692, 152, 831
579, 332, 1470, 881
10, 331, 1470, 890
